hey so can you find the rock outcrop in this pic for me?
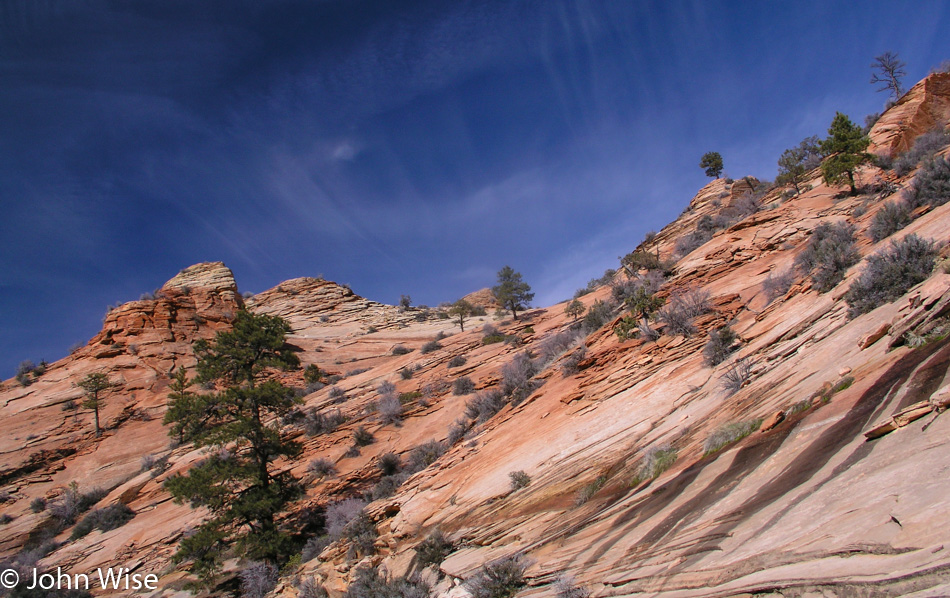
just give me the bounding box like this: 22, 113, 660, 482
869, 71, 950, 156
3, 73, 950, 598
459, 288, 501, 311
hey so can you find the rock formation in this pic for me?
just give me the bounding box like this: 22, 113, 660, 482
2, 73, 950, 597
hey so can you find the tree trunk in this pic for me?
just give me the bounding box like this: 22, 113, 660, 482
93, 405, 101, 437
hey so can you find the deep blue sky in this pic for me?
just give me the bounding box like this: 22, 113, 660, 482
2, 1, 949, 376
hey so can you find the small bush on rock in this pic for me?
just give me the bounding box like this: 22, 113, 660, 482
869, 201, 913, 242
453, 376, 476, 395
508, 471, 531, 491
308, 458, 337, 478
794, 221, 859, 292
703, 419, 763, 455
904, 155, 950, 209
763, 269, 795, 303
636, 445, 677, 482
240, 561, 277, 598
466, 554, 527, 598
464, 389, 507, 423
721, 358, 753, 395
420, 340, 442, 354
343, 566, 429, 598
846, 234, 936, 318
406, 440, 446, 474
703, 326, 737, 366
415, 529, 454, 570
70, 503, 135, 540
893, 127, 950, 176
501, 352, 540, 405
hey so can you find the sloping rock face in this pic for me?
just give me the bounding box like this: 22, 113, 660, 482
0, 262, 243, 557
869, 72, 950, 156
460, 288, 501, 311
3, 74, 950, 598
247, 277, 437, 334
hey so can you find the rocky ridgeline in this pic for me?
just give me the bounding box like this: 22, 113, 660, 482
1, 73, 950, 597
870, 71, 950, 156
246, 276, 432, 333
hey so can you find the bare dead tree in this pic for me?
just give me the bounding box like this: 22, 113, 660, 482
871, 51, 907, 101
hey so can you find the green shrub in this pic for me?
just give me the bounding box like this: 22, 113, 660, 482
869, 201, 913, 242
305, 409, 346, 435
636, 445, 677, 482
794, 221, 859, 292
240, 561, 277, 598
30, 497, 47, 513
301, 535, 331, 562
482, 324, 505, 344
905, 155, 950, 209
304, 364, 323, 384
703, 419, 763, 455
763, 269, 794, 303
406, 440, 446, 474
658, 288, 709, 336
353, 426, 375, 446
466, 555, 527, 598
832, 376, 855, 393
721, 357, 752, 395
420, 340, 442, 354
464, 389, 507, 423
453, 377, 476, 395
581, 299, 614, 332
343, 566, 429, 598
392, 345, 411, 355
70, 503, 135, 540
415, 529, 454, 570
298, 576, 329, 598
703, 326, 737, 366
308, 458, 336, 478
448, 355, 467, 368
574, 474, 607, 506
555, 576, 591, 598
893, 127, 950, 176
399, 367, 413, 380
845, 234, 936, 318
377, 452, 401, 476
508, 471, 531, 491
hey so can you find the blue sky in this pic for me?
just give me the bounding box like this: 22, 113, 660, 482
2, 0, 949, 376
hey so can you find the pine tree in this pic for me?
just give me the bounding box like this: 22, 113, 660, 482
700, 152, 724, 179
564, 299, 585, 322
76, 373, 113, 437
163, 311, 302, 583
820, 112, 870, 195
163, 367, 199, 445
776, 136, 821, 195
492, 266, 534, 320
448, 299, 473, 331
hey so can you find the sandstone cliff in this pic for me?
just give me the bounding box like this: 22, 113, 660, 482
2, 73, 950, 598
